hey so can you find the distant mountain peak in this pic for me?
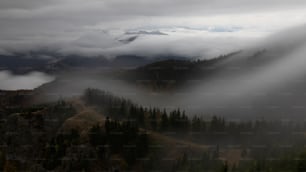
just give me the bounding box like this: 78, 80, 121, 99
125, 30, 168, 35
118, 35, 139, 44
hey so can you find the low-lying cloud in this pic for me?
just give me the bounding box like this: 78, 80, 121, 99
0, 71, 54, 90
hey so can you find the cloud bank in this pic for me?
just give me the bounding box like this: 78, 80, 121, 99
0, 0, 306, 58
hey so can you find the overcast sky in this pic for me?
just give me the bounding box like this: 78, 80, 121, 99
1, 0, 306, 58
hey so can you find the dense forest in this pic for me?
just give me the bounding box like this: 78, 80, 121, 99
1, 88, 306, 171
82, 88, 306, 171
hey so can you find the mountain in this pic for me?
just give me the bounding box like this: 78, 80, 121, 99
116, 30, 167, 44
0, 54, 159, 74
0, 55, 52, 74
125, 30, 168, 35
4, 25, 306, 120
118, 51, 240, 90
118, 35, 139, 44
110, 25, 306, 119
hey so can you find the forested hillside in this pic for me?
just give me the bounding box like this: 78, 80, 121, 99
2, 88, 306, 171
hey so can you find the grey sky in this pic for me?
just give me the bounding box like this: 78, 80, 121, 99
0, 0, 306, 58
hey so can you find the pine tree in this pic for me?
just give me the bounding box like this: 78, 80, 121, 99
160, 109, 169, 131
150, 110, 157, 131
191, 116, 201, 132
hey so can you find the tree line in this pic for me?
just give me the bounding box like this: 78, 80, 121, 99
83, 88, 306, 134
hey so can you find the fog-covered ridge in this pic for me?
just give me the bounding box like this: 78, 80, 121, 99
38, 25, 306, 120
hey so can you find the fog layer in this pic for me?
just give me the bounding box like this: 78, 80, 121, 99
0, 71, 54, 90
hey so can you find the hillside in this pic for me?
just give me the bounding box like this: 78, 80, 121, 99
118, 51, 244, 90
2, 88, 306, 171
0, 90, 213, 171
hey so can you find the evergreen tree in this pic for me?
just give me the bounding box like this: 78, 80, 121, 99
160, 109, 169, 131
149, 109, 157, 131
191, 116, 201, 132
89, 124, 104, 147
